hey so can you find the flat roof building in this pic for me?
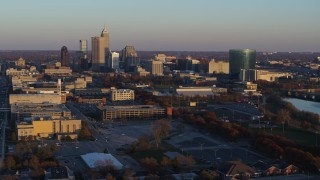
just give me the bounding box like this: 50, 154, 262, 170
9, 94, 62, 105
81, 153, 123, 170
98, 105, 166, 121
111, 88, 135, 101
11, 103, 71, 122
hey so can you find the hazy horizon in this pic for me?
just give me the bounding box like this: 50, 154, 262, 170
1, 0, 319, 52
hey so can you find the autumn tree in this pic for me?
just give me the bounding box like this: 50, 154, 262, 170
200, 170, 219, 180
160, 156, 172, 169
140, 157, 159, 173
137, 135, 150, 151
122, 168, 136, 180
152, 119, 171, 149
174, 155, 195, 172
276, 109, 291, 125
28, 155, 40, 169
5, 156, 16, 170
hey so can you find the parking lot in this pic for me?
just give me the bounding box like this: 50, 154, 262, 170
166, 122, 269, 165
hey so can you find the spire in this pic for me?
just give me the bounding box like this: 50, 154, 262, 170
101, 25, 108, 36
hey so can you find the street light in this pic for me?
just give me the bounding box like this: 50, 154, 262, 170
199, 143, 205, 160
282, 121, 285, 136
316, 131, 318, 147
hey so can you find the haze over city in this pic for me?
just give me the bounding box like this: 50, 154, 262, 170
0, 0, 320, 52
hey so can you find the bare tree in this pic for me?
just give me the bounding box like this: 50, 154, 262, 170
152, 119, 171, 149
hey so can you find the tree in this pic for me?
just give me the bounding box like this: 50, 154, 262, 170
29, 168, 45, 179
152, 119, 171, 149
137, 135, 150, 151
123, 168, 136, 180
200, 169, 219, 180
160, 156, 172, 169
174, 155, 195, 172
276, 109, 291, 125
300, 120, 310, 130
29, 155, 40, 169
140, 157, 159, 173
5, 156, 16, 170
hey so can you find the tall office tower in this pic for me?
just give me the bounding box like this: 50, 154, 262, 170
74, 40, 89, 71
229, 49, 256, 79
61, 46, 69, 67
91, 26, 109, 71
111, 52, 120, 69
80, 40, 88, 52
145, 60, 163, 76
121, 45, 139, 72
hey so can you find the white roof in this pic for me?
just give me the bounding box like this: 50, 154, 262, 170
81, 153, 123, 170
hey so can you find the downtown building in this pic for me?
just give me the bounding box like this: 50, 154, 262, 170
121, 45, 140, 72
61, 46, 69, 67
92, 26, 109, 72
208, 59, 229, 74
75, 40, 89, 71
229, 49, 256, 80
145, 59, 164, 76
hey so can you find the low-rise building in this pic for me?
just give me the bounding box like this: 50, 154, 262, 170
208, 59, 229, 74
11, 103, 71, 122
98, 105, 166, 121
111, 88, 135, 101
44, 68, 72, 76
9, 94, 62, 105
176, 86, 227, 97
81, 153, 123, 170
16, 117, 81, 140
6, 68, 28, 76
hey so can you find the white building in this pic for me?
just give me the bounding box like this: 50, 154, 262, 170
111, 88, 135, 101
111, 52, 120, 69
81, 153, 123, 170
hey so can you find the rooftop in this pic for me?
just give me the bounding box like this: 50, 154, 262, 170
80, 153, 123, 170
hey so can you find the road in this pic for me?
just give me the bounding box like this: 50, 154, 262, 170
0, 79, 10, 169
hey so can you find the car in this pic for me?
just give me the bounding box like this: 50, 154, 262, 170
75, 146, 79, 149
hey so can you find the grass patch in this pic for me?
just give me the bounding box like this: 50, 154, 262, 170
265, 127, 318, 147
247, 125, 318, 147
129, 142, 180, 162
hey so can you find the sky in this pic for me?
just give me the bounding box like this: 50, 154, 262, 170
0, 0, 319, 52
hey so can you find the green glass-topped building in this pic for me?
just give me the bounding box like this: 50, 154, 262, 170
229, 49, 256, 79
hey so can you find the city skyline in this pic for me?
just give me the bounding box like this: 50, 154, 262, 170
0, 0, 319, 52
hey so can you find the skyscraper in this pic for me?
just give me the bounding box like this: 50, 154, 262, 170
61, 46, 69, 67
229, 49, 256, 79
80, 40, 88, 52
121, 45, 139, 72
91, 26, 109, 71
76, 40, 89, 71
111, 52, 120, 69
145, 60, 163, 76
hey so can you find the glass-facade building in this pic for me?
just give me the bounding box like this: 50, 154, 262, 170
229, 49, 256, 79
